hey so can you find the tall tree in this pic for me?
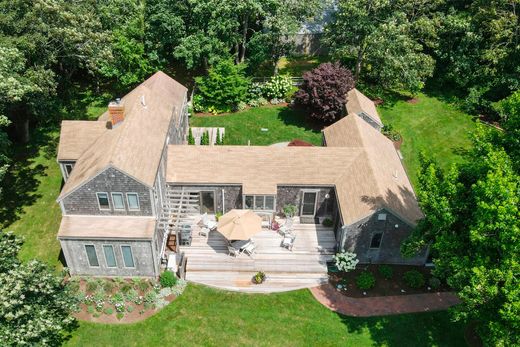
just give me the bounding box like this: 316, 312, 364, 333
403, 129, 520, 346
0, 232, 76, 346
324, 0, 435, 94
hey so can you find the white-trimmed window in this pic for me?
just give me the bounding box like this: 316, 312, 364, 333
85, 245, 99, 267
121, 245, 135, 268
64, 163, 74, 176
103, 245, 117, 267
96, 192, 110, 210
111, 193, 125, 210
370, 233, 383, 249
126, 193, 140, 210
243, 195, 275, 211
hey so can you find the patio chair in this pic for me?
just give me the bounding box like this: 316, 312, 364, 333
201, 213, 217, 230
281, 234, 296, 251
243, 241, 257, 257
199, 227, 210, 237
260, 213, 272, 229
227, 246, 242, 257
278, 217, 294, 236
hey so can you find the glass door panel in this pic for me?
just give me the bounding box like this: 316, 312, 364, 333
301, 192, 317, 216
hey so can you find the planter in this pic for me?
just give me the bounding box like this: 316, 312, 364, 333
252, 271, 266, 284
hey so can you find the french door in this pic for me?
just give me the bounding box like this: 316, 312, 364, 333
301, 191, 318, 216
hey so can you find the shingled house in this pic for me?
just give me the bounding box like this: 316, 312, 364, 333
56, 71, 426, 289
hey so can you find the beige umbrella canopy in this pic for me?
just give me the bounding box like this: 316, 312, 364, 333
217, 209, 262, 241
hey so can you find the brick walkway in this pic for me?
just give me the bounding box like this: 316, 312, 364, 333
310, 284, 460, 317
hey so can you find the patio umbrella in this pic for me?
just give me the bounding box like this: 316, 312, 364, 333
217, 209, 262, 241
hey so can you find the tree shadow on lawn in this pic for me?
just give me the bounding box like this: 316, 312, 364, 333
338, 310, 466, 347
276, 106, 327, 134
0, 127, 56, 228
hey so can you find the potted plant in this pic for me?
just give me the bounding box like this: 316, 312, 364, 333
252, 271, 266, 284
282, 204, 298, 218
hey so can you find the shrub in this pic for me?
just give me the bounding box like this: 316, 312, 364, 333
103, 307, 114, 315
103, 279, 115, 293
120, 282, 133, 293
87, 305, 95, 314
322, 218, 333, 227
283, 204, 298, 217
188, 128, 195, 145
247, 82, 263, 101
114, 302, 125, 313
192, 94, 206, 113
428, 277, 441, 290
236, 101, 247, 111
116, 312, 124, 320
257, 97, 268, 106
67, 278, 80, 293
160, 271, 177, 288
294, 62, 355, 122
138, 279, 150, 292
215, 128, 222, 145
86, 278, 98, 292
126, 305, 134, 313
356, 271, 376, 290
195, 59, 250, 113
248, 98, 260, 107
215, 212, 223, 221
333, 251, 359, 272
382, 123, 402, 142
378, 265, 394, 280
113, 277, 125, 287
200, 131, 210, 145
262, 75, 293, 100
403, 270, 425, 288
124, 288, 139, 303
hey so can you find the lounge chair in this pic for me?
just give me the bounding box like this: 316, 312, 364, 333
278, 217, 294, 236
228, 246, 242, 257
281, 234, 296, 251
201, 213, 217, 230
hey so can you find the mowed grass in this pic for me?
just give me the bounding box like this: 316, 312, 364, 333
377, 93, 477, 185
67, 284, 466, 347
190, 105, 323, 146
1, 128, 63, 268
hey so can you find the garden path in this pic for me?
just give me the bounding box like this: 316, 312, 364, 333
310, 283, 460, 317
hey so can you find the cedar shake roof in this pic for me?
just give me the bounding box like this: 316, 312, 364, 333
57, 71, 187, 200
167, 145, 360, 195
58, 215, 155, 239
57, 121, 108, 161
346, 88, 383, 127
167, 114, 422, 226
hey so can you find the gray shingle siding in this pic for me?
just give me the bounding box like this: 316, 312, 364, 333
168, 184, 242, 213
277, 186, 336, 217
61, 167, 153, 216
60, 238, 157, 277
341, 209, 427, 265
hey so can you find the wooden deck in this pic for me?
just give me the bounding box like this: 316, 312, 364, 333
179, 217, 336, 293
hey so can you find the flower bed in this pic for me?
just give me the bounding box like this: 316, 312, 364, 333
329, 264, 451, 298
66, 276, 187, 323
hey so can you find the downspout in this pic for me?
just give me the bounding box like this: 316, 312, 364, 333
221, 188, 225, 213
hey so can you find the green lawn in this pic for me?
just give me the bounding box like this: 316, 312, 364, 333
66, 284, 466, 347
377, 93, 477, 185
277, 55, 329, 76
190, 105, 323, 146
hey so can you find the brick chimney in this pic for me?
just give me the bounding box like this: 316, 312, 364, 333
108, 98, 125, 127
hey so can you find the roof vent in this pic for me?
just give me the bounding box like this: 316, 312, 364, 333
108, 99, 125, 127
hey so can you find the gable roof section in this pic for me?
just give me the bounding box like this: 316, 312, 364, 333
57, 120, 108, 161
346, 88, 383, 127
58, 71, 187, 200
324, 114, 422, 224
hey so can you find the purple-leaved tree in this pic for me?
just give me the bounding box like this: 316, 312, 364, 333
294, 62, 355, 123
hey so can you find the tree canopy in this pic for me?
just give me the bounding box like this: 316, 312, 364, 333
403, 129, 520, 346
0, 232, 75, 346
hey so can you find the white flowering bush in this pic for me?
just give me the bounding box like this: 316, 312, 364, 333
261, 75, 292, 100
333, 251, 359, 272
0, 232, 76, 346
172, 278, 187, 296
